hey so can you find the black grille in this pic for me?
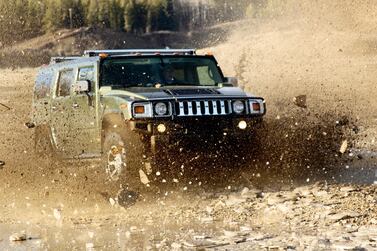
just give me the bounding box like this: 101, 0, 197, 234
175, 99, 234, 116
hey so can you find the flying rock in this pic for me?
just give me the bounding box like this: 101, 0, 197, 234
293, 95, 307, 108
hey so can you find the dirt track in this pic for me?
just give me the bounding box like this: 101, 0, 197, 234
1, 2, 377, 249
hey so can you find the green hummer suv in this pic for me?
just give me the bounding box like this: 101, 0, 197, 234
31, 49, 266, 181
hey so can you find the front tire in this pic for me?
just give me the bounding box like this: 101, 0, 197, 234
101, 124, 146, 188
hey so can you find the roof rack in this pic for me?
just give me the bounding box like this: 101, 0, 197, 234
50, 57, 80, 64
83, 49, 196, 57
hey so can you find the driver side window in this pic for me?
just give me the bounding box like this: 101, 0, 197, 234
56, 69, 74, 97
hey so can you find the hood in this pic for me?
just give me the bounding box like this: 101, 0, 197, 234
101, 86, 250, 100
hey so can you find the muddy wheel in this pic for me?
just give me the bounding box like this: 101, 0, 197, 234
102, 132, 127, 181
34, 125, 53, 157
101, 125, 146, 188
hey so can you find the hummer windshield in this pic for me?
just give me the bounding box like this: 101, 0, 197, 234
100, 56, 224, 88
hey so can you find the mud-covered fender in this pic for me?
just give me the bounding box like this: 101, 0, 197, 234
100, 96, 134, 120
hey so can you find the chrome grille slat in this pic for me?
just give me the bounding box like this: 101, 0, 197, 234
176, 99, 233, 117
220, 100, 226, 114
188, 102, 194, 116
179, 102, 185, 115
212, 101, 218, 115
196, 102, 202, 116
204, 101, 210, 115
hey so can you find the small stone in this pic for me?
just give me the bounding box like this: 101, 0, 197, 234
0, 160, 4, 167
267, 246, 280, 250
339, 140, 348, 154
312, 190, 328, 197
139, 169, 150, 185
332, 242, 359, 250
193, 235, 210, 240
109, 198, 116, 206
240, 187, 249, 196
240, 226, 252, 232
370, 236, 377, 242
328, 212, 361, 222
9, 232, 27, 241
25, 122, 35, 128
340, 186, 358, 192
283, 192, 299, 201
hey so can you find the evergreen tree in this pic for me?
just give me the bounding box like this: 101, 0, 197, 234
86, 0, 99, 27
70, 0, 86, 28
0, 0, 253, 45
165, 0, 176, 30
43, 0, 64, 31
124, 0, 147, 34
109, 0, 124, 30
25, 0, 44, 36
98, 0, 110, 27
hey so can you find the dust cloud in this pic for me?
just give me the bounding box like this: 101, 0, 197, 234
205, 0, 377, 184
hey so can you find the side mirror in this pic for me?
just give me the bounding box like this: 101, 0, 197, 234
73, 80, 90, 93
225, 77, 238, 87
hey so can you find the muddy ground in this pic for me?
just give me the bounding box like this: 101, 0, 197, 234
1, 2, 377, 250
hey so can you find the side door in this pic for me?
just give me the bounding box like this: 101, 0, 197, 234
50, 69, 75, 155
33, 69, 53, 126
68, 65, 101, 157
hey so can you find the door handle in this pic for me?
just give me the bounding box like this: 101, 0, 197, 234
72, 103, 79, 109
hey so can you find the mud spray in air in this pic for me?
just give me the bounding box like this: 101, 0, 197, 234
1, 1, 377, 249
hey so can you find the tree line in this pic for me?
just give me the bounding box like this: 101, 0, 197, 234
0, 0, 265, 46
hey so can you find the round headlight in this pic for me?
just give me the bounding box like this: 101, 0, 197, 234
155, 102, 168, 115
233, 100, 245, 114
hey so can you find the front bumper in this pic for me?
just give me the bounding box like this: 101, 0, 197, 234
130, 116, 264, 138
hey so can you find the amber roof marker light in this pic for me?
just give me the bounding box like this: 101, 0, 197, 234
99, 53, 109, 59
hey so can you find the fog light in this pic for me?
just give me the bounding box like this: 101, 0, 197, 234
238, 120, 247, 130
157, 124, 166, 133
